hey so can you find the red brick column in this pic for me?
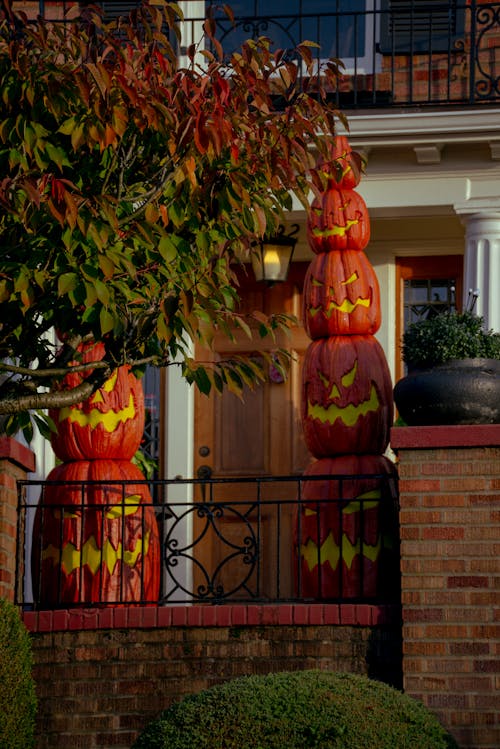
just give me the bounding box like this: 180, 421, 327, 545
391, 425, 500, 749
0, 437, 35, 602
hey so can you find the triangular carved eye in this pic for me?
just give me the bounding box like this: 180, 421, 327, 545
90, 370, 118, 403
341, 271, 359, 286
318, 371, 329, 388
106, 494, 141, 519
341, 361, 358, 388
103, 371, 118, 392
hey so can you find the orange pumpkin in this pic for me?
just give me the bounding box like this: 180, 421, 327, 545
50, 342, 145, 461
303, 249, 381, 338
319, 135, 362, 189
31, 460, 160, 606
295, 455, 399, 599
301, 335, 393, 458
307, 186, 370, 254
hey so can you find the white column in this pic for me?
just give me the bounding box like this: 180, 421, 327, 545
454, 199, 500, 332
162, 355, 194, 602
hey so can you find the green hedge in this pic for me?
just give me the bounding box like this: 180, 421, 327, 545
132, 670, 458, 749
0, 598, 37, 749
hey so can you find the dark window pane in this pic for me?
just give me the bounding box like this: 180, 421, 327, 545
207, 1, 368, 59
404, 277, 456, 330
379, 0, 466, 54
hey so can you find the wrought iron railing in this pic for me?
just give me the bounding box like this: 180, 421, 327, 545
203, 0, 500, 107
17, 473, 400, 608
18, 0, 500, 107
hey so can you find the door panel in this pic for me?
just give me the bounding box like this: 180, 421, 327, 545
193, 264, 311, 599
216, 383, 267, 475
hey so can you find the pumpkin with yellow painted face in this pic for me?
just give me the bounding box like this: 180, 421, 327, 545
50, 342, 145, 461
301, 335, 393, 458
295, 455, 399, 599
303, 249, 381, 338
307, 186, 370, 254
31, 459, 160, 606
319, 135, 362, 189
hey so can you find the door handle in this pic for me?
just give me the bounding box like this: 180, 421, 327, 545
197, 464, 212, 481
197, 464, 212, 501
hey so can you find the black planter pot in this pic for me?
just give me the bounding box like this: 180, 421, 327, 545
393, 358, 500, 426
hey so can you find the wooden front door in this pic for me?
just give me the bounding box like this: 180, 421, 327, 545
193, 264, 311, 600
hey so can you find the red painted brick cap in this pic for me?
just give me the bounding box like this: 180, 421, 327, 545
23, 604, 401, 632
391, 424, 500, 450
0, 436, 36, 472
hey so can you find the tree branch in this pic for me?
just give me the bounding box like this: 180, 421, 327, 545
0, 368, 112, 415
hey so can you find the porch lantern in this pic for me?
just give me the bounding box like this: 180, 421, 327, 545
251, 224, 299, 283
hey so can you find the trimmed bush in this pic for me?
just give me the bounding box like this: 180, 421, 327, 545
0, 598, 37, 748
401, 311, 500, 368
132, 670, 458, 749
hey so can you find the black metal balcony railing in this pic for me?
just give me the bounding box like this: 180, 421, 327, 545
18, 0, 500, 108
17, 473, 400, 608
203, 0, 500, 107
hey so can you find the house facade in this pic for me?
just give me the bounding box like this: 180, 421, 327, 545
151, 1, 500, 493
14, 0, 500, 492
4, 7, 500, 746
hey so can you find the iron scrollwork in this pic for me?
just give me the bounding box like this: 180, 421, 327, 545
162, 501, 259, 603
473, 4, 500, 99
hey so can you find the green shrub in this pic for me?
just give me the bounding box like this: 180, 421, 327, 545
401, 311, 500, 368
132, 670, 458, 749
0, 598, 37, 749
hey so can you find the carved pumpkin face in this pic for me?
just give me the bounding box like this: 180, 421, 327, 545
295, 455, 399, 599
50, 343, 145, 461
301, 336, 393, 458
307, 187, 370, 254
319, 135, 362, 190
303, 249, 381, 338
31, 460, 160, 606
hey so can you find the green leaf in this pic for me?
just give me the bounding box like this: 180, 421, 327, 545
93, 278, 111, 306
82, 304, 99, 324
158, 235, 178, 263
195, 232, 210, 251
98, 254, 116, 279
57, 273, 78, 296
235, 317, 252, 339
100, 306, 115, 335
58, 117, 77, 135
192, 366, 212, 395
45, 142, 71, 170
33, 411, 57, 440
83, 281, 98, 307
14, 270, 29, 294
22, 420, 34, 444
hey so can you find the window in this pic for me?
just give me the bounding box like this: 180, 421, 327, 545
396, 255, 463, 379
379, 0, 466, 54
99, 0, 139, 20
403, 277, 457, 328
206, 0, 379, 73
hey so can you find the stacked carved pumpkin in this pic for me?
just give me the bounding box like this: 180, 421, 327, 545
298, 136, 398, 599
32, 342, 160, 606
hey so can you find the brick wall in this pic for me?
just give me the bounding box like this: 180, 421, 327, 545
23, 604, 402, 749
10, 424, 500, 748
392, 425, 500, 749
0, 437, 35, 602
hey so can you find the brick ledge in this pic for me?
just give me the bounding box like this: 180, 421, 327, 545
0, 436, 36, 472
23, 604, 401, 632
391, 424, 500, 449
